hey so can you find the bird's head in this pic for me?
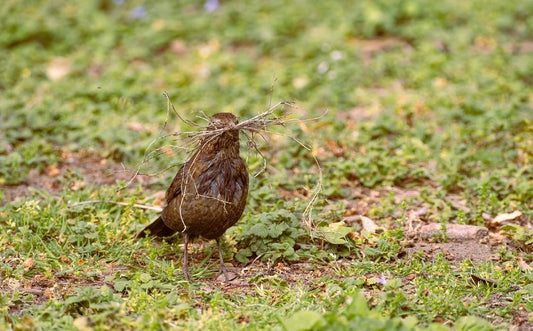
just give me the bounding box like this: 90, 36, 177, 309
199, 113, 240, 155
207, 113, 239, 131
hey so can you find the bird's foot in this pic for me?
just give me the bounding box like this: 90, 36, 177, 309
183, 264, 192, 282
217, 264, 237, 282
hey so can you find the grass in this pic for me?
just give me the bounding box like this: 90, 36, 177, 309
1, 0, 532, 330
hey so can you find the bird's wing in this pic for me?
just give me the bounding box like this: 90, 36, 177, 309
164, 165, 184, 204
165, 151, 211, 204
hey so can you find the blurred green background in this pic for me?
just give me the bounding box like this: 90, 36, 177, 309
1, 0, 532, 195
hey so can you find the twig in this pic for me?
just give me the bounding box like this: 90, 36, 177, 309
240, 253, 265, 275
113, 92, 323, 231
163, 91, 200, 128
302, 151, 323, 232
117, 92, 201, 193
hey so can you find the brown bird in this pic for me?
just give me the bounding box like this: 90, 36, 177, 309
137, 113, 249, 281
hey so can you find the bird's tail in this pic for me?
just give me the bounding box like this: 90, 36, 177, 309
136, 216, 177, 238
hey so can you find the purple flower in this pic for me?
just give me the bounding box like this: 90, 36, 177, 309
130, 6, 147, 19
204, 0, 219, 12
376, 275, 387, 285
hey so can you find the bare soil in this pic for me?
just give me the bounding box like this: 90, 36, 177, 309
0, 152, 151, 205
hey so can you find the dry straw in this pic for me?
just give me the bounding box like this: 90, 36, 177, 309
74, 92, 324, 231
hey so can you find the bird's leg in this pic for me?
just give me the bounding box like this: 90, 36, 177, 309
182, 233, 191, 282
216, 238, 230, 282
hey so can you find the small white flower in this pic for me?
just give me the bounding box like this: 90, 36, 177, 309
317, 61, 329, 74
330, 50, 343, 61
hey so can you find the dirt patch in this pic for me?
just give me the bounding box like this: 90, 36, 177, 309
406, 241, 495, 265
0, 151, 151, 205
338, 183, 521, 268
405, 222, 496, 265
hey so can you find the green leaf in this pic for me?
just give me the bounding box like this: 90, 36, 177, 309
282, 310, 323, 331
318, 222, 352, 245
345, 293, 371, 318
269, 222, 289, 238
454, 316, 493, 331
113, 279, 131, 292
235, 248, 252, 264
250, 223, 269, 237
139, 273, 152, 283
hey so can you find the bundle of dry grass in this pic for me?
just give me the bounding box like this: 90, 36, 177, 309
119, 92, 323, 231
177, 99, 297, 176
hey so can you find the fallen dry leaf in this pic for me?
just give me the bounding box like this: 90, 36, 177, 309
292, 76, 309, 89
171, 40, 188, 56
198, 39, 220, 58
47, 165, 60, 177
127, 121, 147, 132
73, 316, 92, 331
324, 140, 345, 157
45, 288, 54, 299
361, 216, 378, 233
488, 232, 508, 246
24, 258, 34, 270
46, 57, 71, 81
492, 210, 522, 225
71, 180, 85, 191
517, 257, 532, 272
